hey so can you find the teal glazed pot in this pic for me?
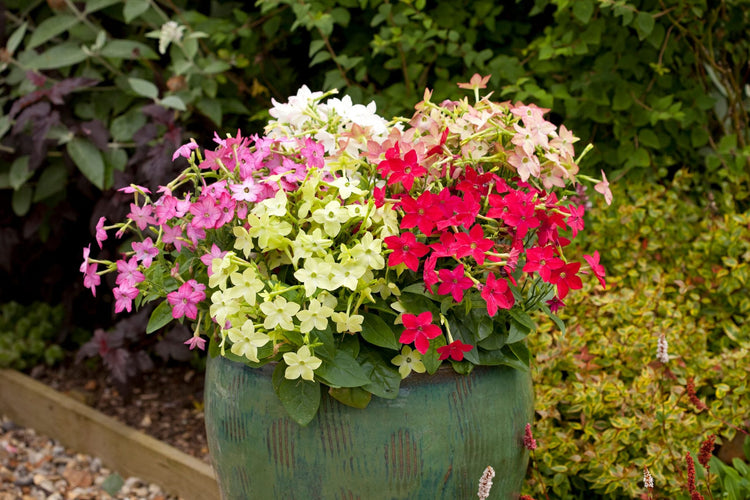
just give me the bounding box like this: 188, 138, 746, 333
204, 354, 533, 499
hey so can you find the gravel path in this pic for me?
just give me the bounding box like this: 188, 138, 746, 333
0, 416, 180, 500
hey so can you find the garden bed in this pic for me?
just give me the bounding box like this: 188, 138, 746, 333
0, 367, 218, 500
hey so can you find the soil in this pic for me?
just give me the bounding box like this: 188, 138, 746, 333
27, 358, 210, 465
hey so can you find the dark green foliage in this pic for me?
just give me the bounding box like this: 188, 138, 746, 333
0, 301, 65, 369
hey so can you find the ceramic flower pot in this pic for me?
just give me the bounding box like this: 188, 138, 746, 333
204, 354, 534, 499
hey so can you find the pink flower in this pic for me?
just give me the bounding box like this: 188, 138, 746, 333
95, 217, 107, 248
229, 178, 263, 202
184, 335, 207, 351
200, 244, 227, 273
523, 423, 537, 450
583, 250, 606, 288
118, 184, 151, 194
128, 203, 156, 231
594, 170, 613, 206
453, 225, 494, 265
189, 196, 221, 229
80, 244, 91, 273
167, 280, 206, 320
83, 263, 100, 297
399, 311, 442, 355
172, 141, 199, 161
161, 224, 186, 251
132, 237, 159, 268
115, 257, 145, 287
548, 262, 582, 300
113, 285, 139, 313
300, 137, 325, 169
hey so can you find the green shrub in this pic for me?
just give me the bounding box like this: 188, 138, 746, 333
0, 301, 65, 369
526, 171, 750, 498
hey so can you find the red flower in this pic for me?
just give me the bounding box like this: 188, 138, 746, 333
399, 191, 442, 236
437, 264, 474, 302
548, 262, 582, 299
523, 245, 564, 282
378, 146, 425, 191
399, 311, 442, 354
384, 232, 429, 271
437, 340, 474, 361
453, 225, 494, 265
583, 251, 606, 288
481, 273, 515, 316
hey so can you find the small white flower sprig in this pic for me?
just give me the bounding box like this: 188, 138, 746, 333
82, 77, 611, 425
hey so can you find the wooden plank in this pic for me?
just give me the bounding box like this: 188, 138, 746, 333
0, 369, 219, 500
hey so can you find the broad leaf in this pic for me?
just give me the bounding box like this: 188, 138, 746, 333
278, 377, 321, 426
506, 341, 530, 367
110, 108, 147, 142
9, 156, 31, 190
27, 15, 79, 49
328, 387, 371, 409
67, 138, 105, 189
146, 300, 173, 333
33, 164, 67, 201
316, 350, 370, 388
7, 22, 27, 55
446, 315, 480, 364
159, 95, 186, 111
86, 0, 122, 14
123, 0, 149, 22
28, 43, 88, 70
196, 98, 222, 126
359, 351, 401, 399
422, 335, 446, 374
101, 40, 158, 60
128, 77, 158, 99
360, 312, 399, 350
11, 185, 32, 216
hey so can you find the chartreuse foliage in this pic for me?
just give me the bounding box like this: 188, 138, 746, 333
526, 171, 750, 498
0, 301, 64, 369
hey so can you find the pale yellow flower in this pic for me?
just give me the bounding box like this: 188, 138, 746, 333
391, 346, 425, 379
283, 345, 322, 381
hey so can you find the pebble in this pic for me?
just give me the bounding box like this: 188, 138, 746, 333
0, 416, 181, 499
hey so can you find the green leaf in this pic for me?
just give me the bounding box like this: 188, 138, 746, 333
507, 341, 530, 367
277, 377, 321, 426
639, 129, 661, 149
359, 351, 401, 399
308, 39, 326, 57
196, 98, 222, 126
9, 156, 31, 190
27, 43, 88, 70
33, 164, 67, 201
111, 108, 146, 142
625, 147, 650, 168
447, 316, 480, 364
572, 0, 594, 24
6, 22, 27, 55
0, 115, 11, 139
316, 350, 371, 387
128, 77, 158, 99
12, 185, 32, 216
507, 308, 535, 332
636, 12, 655, 40
67, 138, 105, 189
27, 15, 79, 49
328, 387, 371, 409
100, 40, 158, 60
202, 60, 232, 74
86, 0, 122, 14
146, 300, 173, 333
422, 335, 446, 374
159, 95, 186, 111
360, 312, 399, 350
101, 473, 124, 496
123, 0, 150, 22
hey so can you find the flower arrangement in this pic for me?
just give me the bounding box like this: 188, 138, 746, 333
82, 75, 611, 424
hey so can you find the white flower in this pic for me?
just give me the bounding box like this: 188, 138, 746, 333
158, 21, 185, 55
643, 467, 654, 489
656, 333, 669, 364
476, 465, 495, 500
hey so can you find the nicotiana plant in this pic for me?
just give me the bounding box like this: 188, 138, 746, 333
82, 75, 611, 424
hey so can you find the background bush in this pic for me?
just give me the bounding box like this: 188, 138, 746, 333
526, 172, 750, 498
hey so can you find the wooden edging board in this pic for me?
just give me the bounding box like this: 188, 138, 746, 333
0, 369, 219, 500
